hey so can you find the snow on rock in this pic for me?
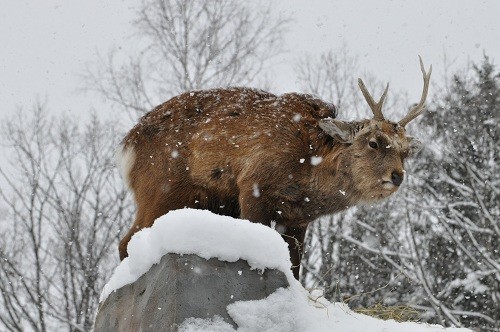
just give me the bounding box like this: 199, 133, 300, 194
101, 208, 471, 332
179, 280, 471, 332
100, 208, 293, 302
227, 285, 470, 332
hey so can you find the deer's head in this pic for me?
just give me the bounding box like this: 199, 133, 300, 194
319, 56, 432, 201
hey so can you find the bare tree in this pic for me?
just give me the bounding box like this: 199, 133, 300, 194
296, 47, 361, 115
0, 2, 289, 330
0, 105, 132, 331
295, 46, 408, 120
83, 0, 289, 119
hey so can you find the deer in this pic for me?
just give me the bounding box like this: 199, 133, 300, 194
117, 56, 432, 279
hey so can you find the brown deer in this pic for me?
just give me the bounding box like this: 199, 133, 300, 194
117, 57, 431, 279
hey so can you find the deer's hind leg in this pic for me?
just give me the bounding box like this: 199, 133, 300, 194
118, 181, 190, 260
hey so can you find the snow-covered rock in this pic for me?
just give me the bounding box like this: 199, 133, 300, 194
94, 253, 289, 331
96, 209, 471, 332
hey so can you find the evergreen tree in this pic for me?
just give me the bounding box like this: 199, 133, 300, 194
303, 56, 499, 330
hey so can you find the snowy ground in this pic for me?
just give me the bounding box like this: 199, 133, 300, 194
102, 209, 471, 332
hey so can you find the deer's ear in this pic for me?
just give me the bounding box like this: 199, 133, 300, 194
407, 136, 423, 156
319, 119, 357, 143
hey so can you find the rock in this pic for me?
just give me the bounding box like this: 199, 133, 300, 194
94, 253, 289, 332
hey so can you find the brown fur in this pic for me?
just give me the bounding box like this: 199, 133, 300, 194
118, 87, 419, 279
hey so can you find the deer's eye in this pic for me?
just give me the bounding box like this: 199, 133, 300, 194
369, 140, 379, 149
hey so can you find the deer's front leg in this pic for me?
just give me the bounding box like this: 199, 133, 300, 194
281, 226, 307, 280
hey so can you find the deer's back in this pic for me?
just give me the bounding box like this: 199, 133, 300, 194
122, 87, 336, 205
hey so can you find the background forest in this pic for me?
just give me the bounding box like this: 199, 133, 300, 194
0, 1, 498, 331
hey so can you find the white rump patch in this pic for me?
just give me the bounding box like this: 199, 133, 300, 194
115, 143, 136, 189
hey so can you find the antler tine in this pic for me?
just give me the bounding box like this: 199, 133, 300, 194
358, 78, 389, 121
398, 56, 433, 127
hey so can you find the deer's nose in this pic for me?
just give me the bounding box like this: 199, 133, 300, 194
391, 171, 404, 186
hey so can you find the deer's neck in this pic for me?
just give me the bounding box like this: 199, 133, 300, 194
306, 143, 362, 216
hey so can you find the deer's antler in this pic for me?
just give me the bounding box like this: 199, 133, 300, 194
357, 78, 389, 121
398, 56, 432, 127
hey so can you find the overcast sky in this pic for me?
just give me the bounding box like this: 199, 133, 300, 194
1, 0, 499, 121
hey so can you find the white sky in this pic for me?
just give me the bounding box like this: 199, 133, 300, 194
1, 0, 499, 121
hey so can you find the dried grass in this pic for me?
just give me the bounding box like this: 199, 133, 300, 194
353, 303, 421, 322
